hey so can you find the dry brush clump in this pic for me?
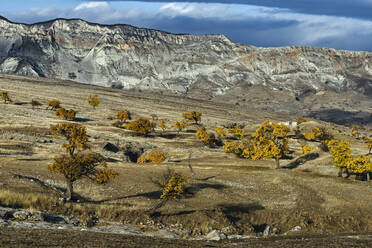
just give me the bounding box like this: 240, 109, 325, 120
125, 118, 152, 135
174, 120, 187, 134
196, 126, 218, 147
137, 151, 166, 164
56, 108, 76, 121
30, 99, 42, 109
0, 91, 11, 103
47, 99, 61, 110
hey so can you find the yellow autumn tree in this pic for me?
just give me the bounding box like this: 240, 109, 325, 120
295, 117, 308, 124
347, 155, 371, 180
250, 121, 290, 169
159, 169, 188, 200
350, 125, 360, 138
182, 110, 202, 125
56, 108, 76, 121
49, 123, 118, 200
125, 118, 152, 135
87, 94, 100, 109
303, 127, 330, 141
327, 139, 351, 177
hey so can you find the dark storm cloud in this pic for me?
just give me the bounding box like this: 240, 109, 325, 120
100, 0, 372, 20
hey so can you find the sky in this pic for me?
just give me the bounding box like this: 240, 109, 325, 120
1, 0, 372, 51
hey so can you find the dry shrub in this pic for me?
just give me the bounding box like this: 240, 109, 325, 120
153, 168, 188, 200
55, 108, 76, 121
137, 151, 166, 164
125, 118, 152, 135
47, 99, 61, 110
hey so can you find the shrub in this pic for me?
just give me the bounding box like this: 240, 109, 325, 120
157, 169, 188, 200
350, 125, 360, 138
137, 151, 166, 164
301, 144, 315, 154
124, 118, 152, 135
228, 125, 245, 139
215, 127, 226, 137
56, 108, 76, 121
174, 121, 187, 133
0, 91, 11, 103
158, 120, 169, 132
117, 109, 131, 123
182, 110, 201, 124
347, 155, 371, 175
47, 99, 61, 110
196, 127, 217, 147
295, 117, 308, 124
87, 94, 100, 109
30, 99, 42, 109
304, 127, 331, 141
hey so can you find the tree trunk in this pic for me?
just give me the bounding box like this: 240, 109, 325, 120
65, 178, 74, 201
337, 167, 343, 177
275, 158, 280, 169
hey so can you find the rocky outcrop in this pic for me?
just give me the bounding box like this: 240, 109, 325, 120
0, 16, 371, 97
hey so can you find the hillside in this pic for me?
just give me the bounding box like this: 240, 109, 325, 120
0, 74, 371, 247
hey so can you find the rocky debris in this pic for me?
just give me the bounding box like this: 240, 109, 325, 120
205, 230, 226, 241
0, 16, 370, 100
0, 218, 9, 227
13, 210, 31, 221
122, 141, 155, 162
263, 225, 273, 237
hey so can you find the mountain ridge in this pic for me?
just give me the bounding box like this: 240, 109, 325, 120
0, 16, 371, 100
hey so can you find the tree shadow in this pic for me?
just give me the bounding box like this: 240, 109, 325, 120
217, 202, 264, 224
159, 133, 177, 139
308, 109, 372, 125
185, 183, 226, 198
74, 117, 92, 122
282, 152, 319, 169
88, 190, 163, 204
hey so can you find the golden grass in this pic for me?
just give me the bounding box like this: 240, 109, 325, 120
0, 190, 57, 210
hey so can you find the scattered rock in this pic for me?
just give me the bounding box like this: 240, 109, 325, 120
41, 213, 66, 224
0, 218, 9, 227
65, 217, 80, 226
206, 230, 226, 241
157, 229, 179, 239
291, 226, 302, 232
13, 210, 31, 221
263, 225, 273, 237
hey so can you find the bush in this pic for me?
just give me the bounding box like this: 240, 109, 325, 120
196, 127, 217, 147
125, 118, 152, 135
215, 127, 227, 137
117, 109, 131, 123
137, 151, 166, 164
295, 117, 308, 124
30, 99, 42, 109
158, 120, 169, 132
301, 144, 315, 154
87, 94, 100, 109
56, 108, 76, 121
228, 125, 245, 139
47, 99, 61, 110
154, 169, 188, 200
182, 110, 201, 124
174, 121, 187, 133
0, 91, 11, 103
304, 127, 332, 141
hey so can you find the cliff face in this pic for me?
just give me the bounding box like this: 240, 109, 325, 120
0, 16, 371, 97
